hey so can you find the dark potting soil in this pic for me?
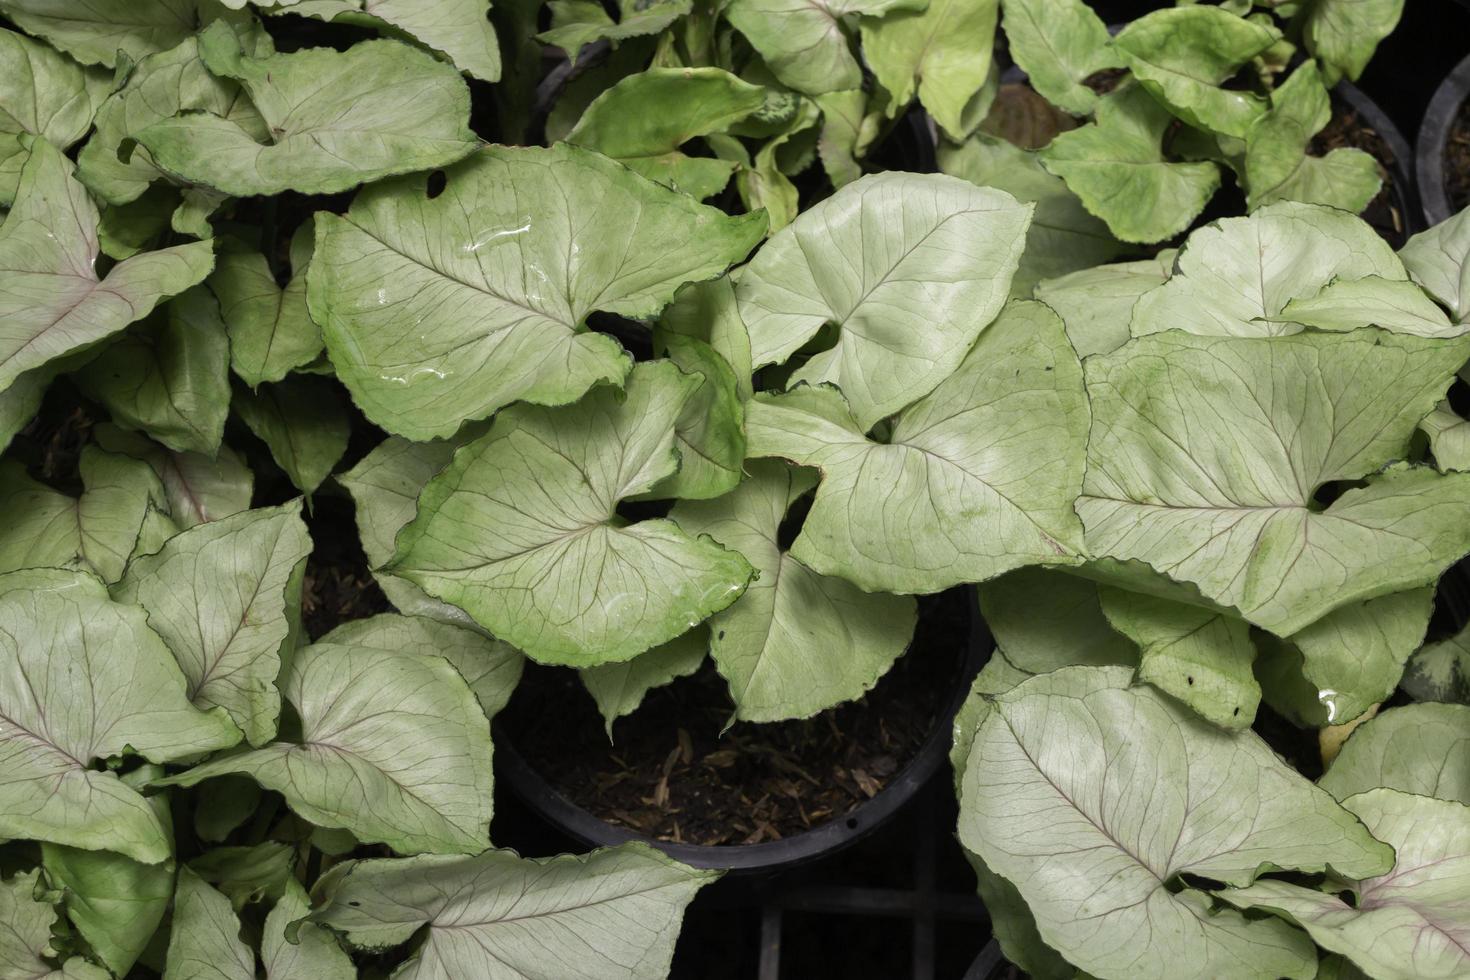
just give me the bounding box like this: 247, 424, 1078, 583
499, 588, 973, 846
1448, 96, 1470, 213
1312, 99, 1406, 245
300, 494, 389, 640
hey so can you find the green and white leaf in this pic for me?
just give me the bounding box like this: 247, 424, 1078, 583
580, 629, 707, 737
0, 869, 110, 980
1319, 701, 1470, 804
0, 27, 110, 206
1280, 275, 1461, 338
566, 68, 765, 199
311, 142, 763, 440
74, 286, 231, 456
0, 569, 239, 863
939, 133, 1123, 297
164, 867, 253, 980
308, 843, 719, 980
1402, 621, 1470, 705
745, 300, 1088, 594
277, 0, 501, 82
233, 375, 350, 495
726, 0, 924, 96
1244, 61, 1381, 213
737, 170, 1031, 430
998, 0, 1120, 116
261, 878, 354, 980
1219, 789, 1469, 980
1399, 204, 1470, 323
1032, 251, 1177, 359
209, 225, 321, 387
388, 361, 755, 665
1040, 84, 1222, 244
958, 665, 1394, 980
93, 424, 252, 529
672, 460, 917, 721
157, 641, 495, 855
861, 0, 1001, 140
1079, 329, 1470, 635
137, 22, 479, 197
114, 501, 311, 747
0, 137, 214, 396
1113, 6, 1279, 138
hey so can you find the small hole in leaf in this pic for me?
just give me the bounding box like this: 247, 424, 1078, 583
348, 901, 361, 907
846, 818, 858, 830
1186, 676, 1194, 685
425, 170, 447, 199
717, 630, 725, 640
1233, 707, 1240, 716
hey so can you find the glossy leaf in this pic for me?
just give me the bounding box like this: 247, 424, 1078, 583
0, 569, 239, 863
137, 22, 479, 197
114, 501, 312, 747
737, 171, 1031, 430
998, 0, 1120, 116
308, 843, 718, 980
388, 361, 755, 665
1319, 702, 1470, 804
156, 641, 495, 855
744, 300, 1088, 593
232, 375, 350, 495
671, 460, 917, 721
310, 142, 764, 439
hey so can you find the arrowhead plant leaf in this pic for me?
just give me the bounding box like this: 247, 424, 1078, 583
860, 0, 1001, 141
998, 0, 1121, 117
208, 225, 322, 388
136, 21, 480, 197
957, 665, 1394, 980
156, 640, 496, 855
725, 0, 925, 96
261, 877, 354, 980
671, 459, 918, 722
0, 27, 111, 206
1402, 622, 1470, 706
307, 843, 719, 980
538, 0, 692, 59
1400, 205, 1470, 323
232, 375, 350, 496
310, 142, 765, 440
1319, 702, 1470, 804
0, 0, 216, 68
276, 0, 502, 82
580, 629, 708, 737
389, 361, 756, 666
1300, 0, 1406, 84
736, 170, 1032, 431
0, 137, 215, 397
92, 424, 252, 529
0, 869, 111, 980
1033, 251, 1176, 359
744, 300, 1089, 594
164, 867, 254, 980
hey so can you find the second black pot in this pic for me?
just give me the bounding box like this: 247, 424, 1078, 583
1417, 51, 1470, 227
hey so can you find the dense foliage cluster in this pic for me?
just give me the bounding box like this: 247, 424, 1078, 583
0, 0, 1467, 977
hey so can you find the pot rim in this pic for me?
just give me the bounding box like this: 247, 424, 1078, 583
1416, 50, 1470, 227
494, 588, 993, 873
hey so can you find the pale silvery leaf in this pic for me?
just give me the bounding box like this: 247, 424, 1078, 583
0, 368, 51, 455
0, 448, 166, 583
1279, 275, 1461, 338
1040, 84, 1222, 244
1219, 789, 1468, 980
998, 0, 1120, 116
92, 424, 252, 529
639, 332, 746, 500
580, 629, 707, 737
1113, 7, 1278, 138
1258, 589, 1434, 727
1131, 202, 1404, 338
1032, 251, 1177, 359
1244, 62, 1381, 213
75, 20, 271, 206
262, 878, 353, 980
209, 226, 321, 387
114, 501, 312, 748
188, 842, 294, 910
958, 665, 1393, 980
977, 567, 1137, 674
538, 0, 691, 59
1399, 205, 1470, 322
726, 0, 924, 96
42, 827, 174, 977
74, 286, 231, 456
157, 641, 495, 855
337, 434, 474, 623
745, 300, 1088, 594
307, 843, 719, 980
1301, 0, 1405, 83
1079, 329, 1470, 635
137, 22, 479, 197
736, 171, 1031, 431
0, 28, 111, 206
658, 275, 754, 400
813, 89, 870, 189
0, 0, 211, 68
566, 68, 764, 199
671, 460, 917, 721
322, 613, 524, 721
232, 376, 350, 495
389, 361, 755, 666
164, 867, 253, 980
0, 869, 110, 980
310, 142, 764, 440
1402, 622, 1470, 705
730, 99, 820, 234
1319, 702, 1470, 804
0, 569, 240, 863
938, 133, 1123, 297
281, 0, 501, 82
1098, 589, 1259, 730
0, 137, 214, 396
861, 0, 1000, 140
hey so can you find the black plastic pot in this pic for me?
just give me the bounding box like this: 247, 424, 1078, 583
495, 592, 992, 874
1417, 51, 1470, 226
1334, 78, 1423, 241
